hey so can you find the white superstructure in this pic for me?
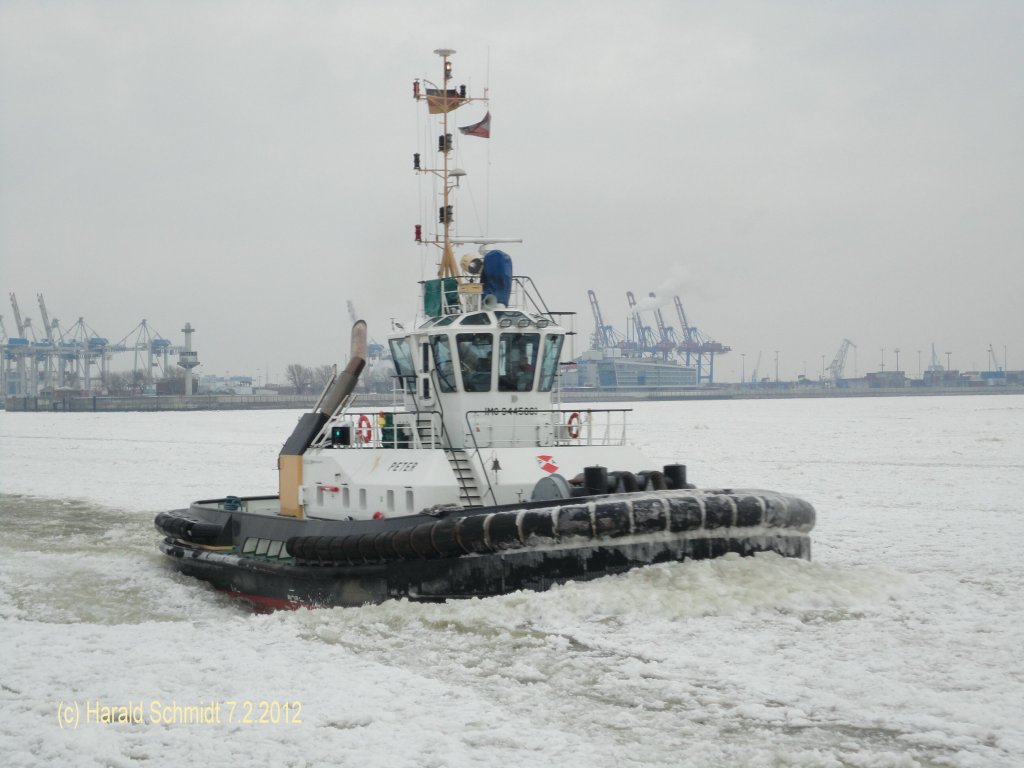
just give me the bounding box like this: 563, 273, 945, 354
300, 305, 649, 520
284, 49, 651, 522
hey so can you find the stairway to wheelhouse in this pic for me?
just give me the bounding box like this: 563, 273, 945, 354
415, 415, 441, 448
447, 450, 482, 507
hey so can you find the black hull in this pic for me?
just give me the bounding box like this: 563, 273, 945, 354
156, 490, 815, 609
160, 532, 810, 608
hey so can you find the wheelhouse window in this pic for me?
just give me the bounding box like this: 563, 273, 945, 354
430, 335, 457, 393
538, 334, 564, 391
389, 338, 415, 393
456, 333, 493, 392
499, 333, 540, 391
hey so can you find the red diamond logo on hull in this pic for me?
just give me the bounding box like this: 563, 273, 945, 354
537, 455, 558, 474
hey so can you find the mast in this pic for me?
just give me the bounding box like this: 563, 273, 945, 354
413, 48, 475, 278
411, 50, 520, 317
438, 48, 455, 278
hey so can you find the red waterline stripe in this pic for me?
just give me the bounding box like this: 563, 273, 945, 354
220, 590, 304, 612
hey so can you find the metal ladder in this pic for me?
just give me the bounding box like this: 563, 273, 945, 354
447, 450, 482, 507
414, 415, 440, 448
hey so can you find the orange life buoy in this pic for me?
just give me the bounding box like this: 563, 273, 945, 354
357, 414, 373, 442
566, 411, 581, 439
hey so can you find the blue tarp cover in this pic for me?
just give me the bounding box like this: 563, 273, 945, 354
482, 250, 513, 306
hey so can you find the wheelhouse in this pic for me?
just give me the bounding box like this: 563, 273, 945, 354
389, 311, 564, 396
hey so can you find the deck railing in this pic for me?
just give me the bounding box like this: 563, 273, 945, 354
463, 408, 630, 449
313, 409, 445, 449
313, 407, 631, 450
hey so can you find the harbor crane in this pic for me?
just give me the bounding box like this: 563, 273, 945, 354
30, 294, 61, 392
2, 295, 203, 398
0, 316, 9, 397
587, 290, 618, 349
111, 320, 177, 384
750, 351, 762, 383
988, 344, 1002, 372
9, 293, 34, 340
626, 291, 658, 353
36, 294, 59, 343
672, 295, 730, 384
827, 339, 856, 381
62, 316, 110, 392
7, 293, 46, 394
647, 293, 680, 359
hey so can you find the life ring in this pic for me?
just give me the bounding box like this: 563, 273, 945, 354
357, 414, 372, 442
566, 411, 581, 439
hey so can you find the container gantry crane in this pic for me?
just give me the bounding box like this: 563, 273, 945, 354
672, 295, 730, 384
36, 294, 59, 344
7, 293, 44, 395
9, 293, 34, 340
31, 294, 58, 392
647, 293, 679, 359
587, 290, 619, 350
111, 319, 177, 385
625, 291, 658, 354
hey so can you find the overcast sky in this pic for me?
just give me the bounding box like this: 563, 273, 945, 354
2, 0, 1021, 383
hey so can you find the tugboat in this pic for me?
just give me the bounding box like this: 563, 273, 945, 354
155, 49, 815, 609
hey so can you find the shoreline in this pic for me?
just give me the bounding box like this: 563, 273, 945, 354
3, 384, 1021, 413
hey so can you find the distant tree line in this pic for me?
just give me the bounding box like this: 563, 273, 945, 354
105, 371, 147, 395
103, 370, 188, 395
284, 364, 334, 395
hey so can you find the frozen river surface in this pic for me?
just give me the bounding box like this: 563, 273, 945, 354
1, 394, 1023, 767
